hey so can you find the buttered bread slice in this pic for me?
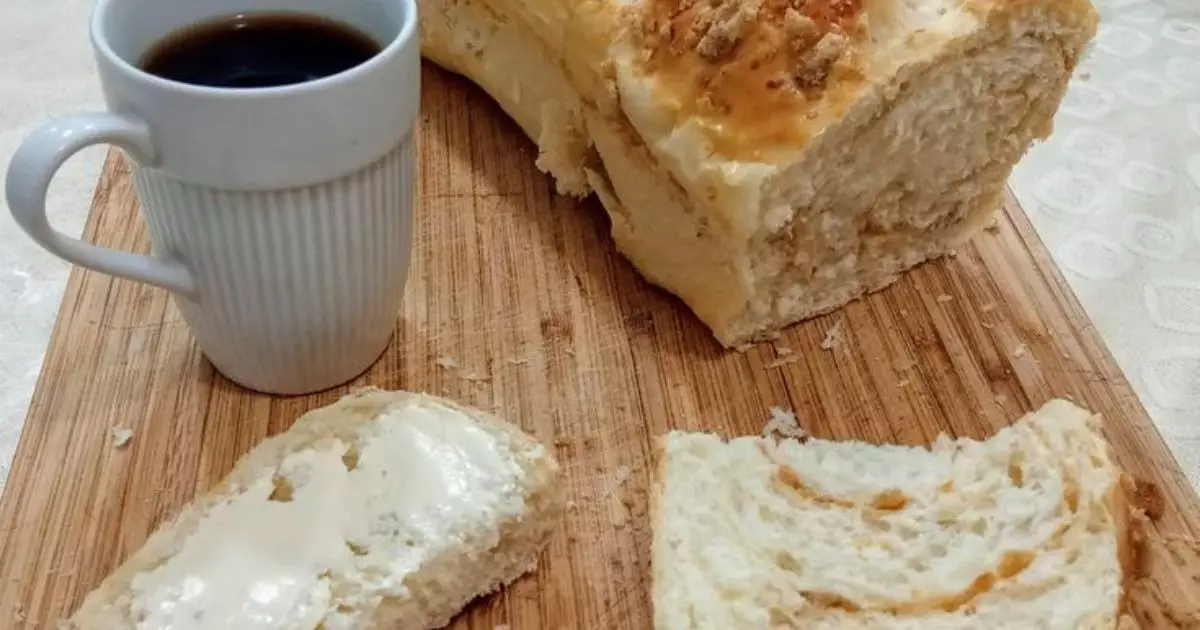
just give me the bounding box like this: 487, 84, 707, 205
421, 0, 1098, 346
653, 400, 1136, 629
68, 389, 563, 630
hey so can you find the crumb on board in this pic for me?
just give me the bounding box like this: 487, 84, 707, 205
766, 352, 801, 369
1012, 343, 1028, 359
936, 294, 953, 303
506, 357, 529, 366
111, 427, 133, 449
980, 303, 997, 313
435, 355, 459, 370
985, 217, 1001, 232
981, 322, 995, 330
897, 379, 911, 388
612, 465, 633, 488
459, 371, 491, 383
892, 358, 916, 372
775, 345, 794, 357
820, 320, 843, 350
763, 406, 807, 440
495, 625, 510, 630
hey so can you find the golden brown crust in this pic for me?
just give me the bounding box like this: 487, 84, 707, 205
629, 0, 867, 157
1130, 477, 1166, 523
1115, 472, 1151, 628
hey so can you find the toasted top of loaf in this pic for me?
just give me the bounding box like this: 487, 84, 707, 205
653, 399, 1134, 629
614, 0, 1098, 156
70, 389, 561, 630
610, 0, 1098, 236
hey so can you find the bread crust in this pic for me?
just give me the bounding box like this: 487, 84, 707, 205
649, 435, 670, 630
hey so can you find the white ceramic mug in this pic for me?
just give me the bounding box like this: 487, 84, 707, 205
5, 0, 420, 395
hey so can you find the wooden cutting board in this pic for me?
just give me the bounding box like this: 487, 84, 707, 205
2, 64, 1200, 629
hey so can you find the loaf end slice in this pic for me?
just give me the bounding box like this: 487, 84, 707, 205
418, 0, 1099, 347
68, 388, 563, 630
611, 0, 1101, 346
653, 399, 1136, 629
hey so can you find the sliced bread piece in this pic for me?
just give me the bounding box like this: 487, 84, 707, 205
68, 388, 563, 630
653, 399, 1136, 629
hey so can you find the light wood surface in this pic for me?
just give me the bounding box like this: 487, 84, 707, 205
2, 64, 1200, 628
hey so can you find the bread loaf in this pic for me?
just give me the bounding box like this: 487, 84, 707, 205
419, 0, 1098, 346
68, 389, 563, 630
652, 399, 1137, 628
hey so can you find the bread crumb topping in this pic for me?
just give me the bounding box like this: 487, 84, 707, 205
632, 0, 867, 157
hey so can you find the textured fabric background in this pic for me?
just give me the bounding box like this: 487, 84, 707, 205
1010, 0, 1200, 489
0, 0, 1196, 493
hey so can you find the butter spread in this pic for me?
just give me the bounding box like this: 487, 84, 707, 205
128, 399, 521, 630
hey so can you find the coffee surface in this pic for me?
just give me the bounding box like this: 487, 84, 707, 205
140, 12, 381, 89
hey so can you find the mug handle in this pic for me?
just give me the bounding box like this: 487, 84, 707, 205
5, 112, 196, 296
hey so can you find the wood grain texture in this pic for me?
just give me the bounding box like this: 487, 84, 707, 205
2, 64, 1199, 628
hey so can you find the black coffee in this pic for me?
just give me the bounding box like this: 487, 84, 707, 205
140, 12, 382, 89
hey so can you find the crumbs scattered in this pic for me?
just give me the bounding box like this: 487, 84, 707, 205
459, 371, 491, 383
612, 465, 633, 489
766, 345, 801, 369
111, 427, 133, 449
892, 358, 916, 372
763, 406, 807, 440
820, 320, 843, 350
435, 355, 494, 383
608, 465, 636, 528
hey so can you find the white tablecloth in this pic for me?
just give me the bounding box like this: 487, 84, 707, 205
0, 0, 1197, 493
1010, 0, 1200, 488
